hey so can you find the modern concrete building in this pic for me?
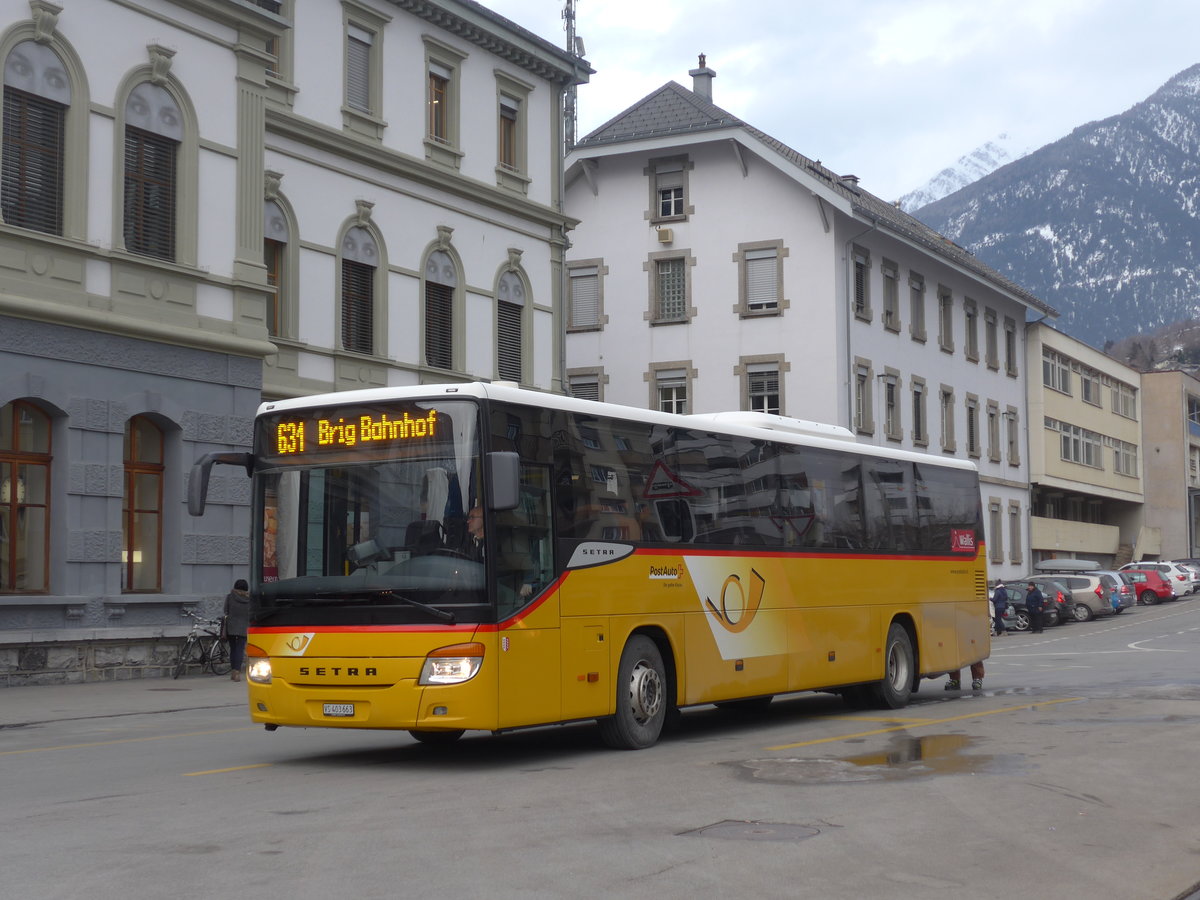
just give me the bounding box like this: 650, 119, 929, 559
562, 59, 1057, 583
0, 0, 587, 683
1025, 322, 1146, 568
1140, 369, 1200, 560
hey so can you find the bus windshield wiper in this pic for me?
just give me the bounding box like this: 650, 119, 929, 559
313, 588, 456, 623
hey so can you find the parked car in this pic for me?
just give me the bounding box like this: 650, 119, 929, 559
1119, 561, 1196, 596
1122, 568, 1176, 605
1165, 561, 1200, 594
1033, 560, 1134, 620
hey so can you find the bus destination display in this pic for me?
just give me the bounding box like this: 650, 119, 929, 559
269, 408, 440, 457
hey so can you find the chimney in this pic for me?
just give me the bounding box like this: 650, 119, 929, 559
689, 53, 716, 102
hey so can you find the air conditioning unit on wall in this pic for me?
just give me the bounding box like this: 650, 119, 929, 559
656, 227, 673, 244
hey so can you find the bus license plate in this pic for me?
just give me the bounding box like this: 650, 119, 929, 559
323, 703, 354, 717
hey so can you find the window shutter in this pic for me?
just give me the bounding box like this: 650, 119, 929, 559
346, 29, 371, 112
569, 268, 599, 327
341, 259, 374, 354
123, 127, 176, 261
570, 378, 599, 401
744, 249, 777, 310
1, 89, 64, 235
425, 281, 453, 369
497, 298, 522, 381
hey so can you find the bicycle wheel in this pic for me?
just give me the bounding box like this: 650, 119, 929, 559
174, 637, 196, 679
207, 639, 231, 676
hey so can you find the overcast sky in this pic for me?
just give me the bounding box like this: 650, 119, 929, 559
485, 0, 1200, 201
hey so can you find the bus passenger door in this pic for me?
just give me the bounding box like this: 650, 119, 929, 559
494, 464, 562, 728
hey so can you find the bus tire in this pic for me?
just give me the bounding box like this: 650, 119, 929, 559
408, 729, 464, 746
866, 623, 914, 709
599, 635, 667, 750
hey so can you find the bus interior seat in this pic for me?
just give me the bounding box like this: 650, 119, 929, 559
405, 519, 445, 554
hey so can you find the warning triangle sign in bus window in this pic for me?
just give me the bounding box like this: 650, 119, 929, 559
643, 460, 702, 498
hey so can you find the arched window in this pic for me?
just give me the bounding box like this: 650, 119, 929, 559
123, 82, 182, 260
340, 225, 377, 354
0, 400, 50, 593
496, 270, 525, 382
264, 198, 289, 337
123, 415, 163, 592
2, 40, 70, 234
424, 249, 456, 370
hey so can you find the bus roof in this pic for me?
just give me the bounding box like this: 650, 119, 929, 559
257, 382, 979, 473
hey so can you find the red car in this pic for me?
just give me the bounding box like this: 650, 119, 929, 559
1123, 569, 1175, 605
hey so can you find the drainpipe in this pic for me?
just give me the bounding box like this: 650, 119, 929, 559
844, 218, 878, 431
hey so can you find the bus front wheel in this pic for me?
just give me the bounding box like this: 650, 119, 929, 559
866, 623, 914, 709
599, 635, 667, 750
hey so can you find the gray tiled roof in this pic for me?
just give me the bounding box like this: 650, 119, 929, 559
577, 83, 1057, 317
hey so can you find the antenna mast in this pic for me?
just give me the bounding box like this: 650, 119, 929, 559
562, 0, 579, 149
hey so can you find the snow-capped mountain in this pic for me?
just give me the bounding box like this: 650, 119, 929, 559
912, 65, 1200, 351
897, 134, 1029, 212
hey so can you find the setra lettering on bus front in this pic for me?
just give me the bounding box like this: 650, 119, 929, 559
298, 666, 379, 676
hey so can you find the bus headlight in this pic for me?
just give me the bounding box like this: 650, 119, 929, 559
419, 642, 485, 685
246, 644, 272, 684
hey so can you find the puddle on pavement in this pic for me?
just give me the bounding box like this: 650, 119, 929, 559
734, 733, 1025, 784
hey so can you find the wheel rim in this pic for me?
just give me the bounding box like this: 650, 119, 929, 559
886, 639, 910, 691
627, 659, 663, 724
1016, 612, 1030, 630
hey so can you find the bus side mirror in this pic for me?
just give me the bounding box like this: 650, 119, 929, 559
188, 451, 253, 516
486, 451, 520, 511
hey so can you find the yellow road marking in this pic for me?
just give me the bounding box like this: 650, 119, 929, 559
184, 763, 273, 776
766, 698, 1082, 751
0, 725, 257, 756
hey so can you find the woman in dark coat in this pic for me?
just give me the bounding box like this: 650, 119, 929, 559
224, 579, 250, 682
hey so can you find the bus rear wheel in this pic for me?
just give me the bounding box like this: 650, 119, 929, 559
865, 623, 914, 709
599, 635, 667, 750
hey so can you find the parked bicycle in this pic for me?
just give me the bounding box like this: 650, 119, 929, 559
173, 609, 231, 678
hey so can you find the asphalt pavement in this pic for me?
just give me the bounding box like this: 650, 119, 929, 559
0, 674, 245, 729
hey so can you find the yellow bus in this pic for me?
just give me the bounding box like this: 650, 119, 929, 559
189, 382, 989, 749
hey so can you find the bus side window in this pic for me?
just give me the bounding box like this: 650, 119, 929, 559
494, 464, 552, 618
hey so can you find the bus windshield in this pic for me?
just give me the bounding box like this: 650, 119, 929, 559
252, 398, 489, 626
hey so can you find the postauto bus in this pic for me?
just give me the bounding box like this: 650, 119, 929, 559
188, 382, 988, 749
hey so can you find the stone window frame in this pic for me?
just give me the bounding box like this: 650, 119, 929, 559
736, 353, 789, 416
910, 375, 928, 447
939, 383, 956, 453
1004, 316, 1018, 377
733, 239, 788, 318
494, 258, 532, 384
1005, 405, 1021, 466
984, 307, 999, 370
567, 257, 608, 332
423, 37, 466, 169
908, 271, 927, 342
495, 70, 533, 193
965, 392, 981, 459
335, 208, 388, 358
882, 366, 902, 442
644, 248, 696, 325
937, 285, 954, 354
112, 56, 200, 267
567, 367, 607, 402
963, 297, 979, 363
881, 259, 901, 332
854, 356, 875, 436
341, 0, 390, 140
645, 154, 693, 225
852, 245, 872, 323
645, 360, 696, 414
986, 399, 1001, 463
0, 17, 90, 241
420, 229, 465, 373
1008, 499, 1023, 565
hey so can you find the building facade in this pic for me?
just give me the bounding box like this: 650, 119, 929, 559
1140, 369, 1200, 560
0, 0, 586, 684
1025, 322, 1146, 569
563, 61, 1056, 583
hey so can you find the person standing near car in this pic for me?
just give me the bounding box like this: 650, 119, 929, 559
1025, 581, 1045, 634
224, 578, 250, 682
991, 582, 1008, 636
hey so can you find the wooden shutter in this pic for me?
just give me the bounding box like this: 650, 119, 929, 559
425, 281, 453, 369
1, 89, 64, 235
123, 127, 176, 260
341, 259, 374, 354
